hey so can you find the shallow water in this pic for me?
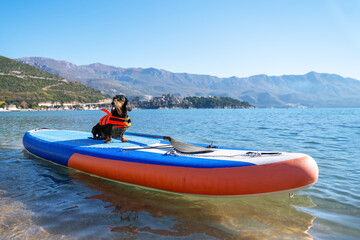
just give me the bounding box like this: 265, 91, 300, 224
0, 108, 359, 239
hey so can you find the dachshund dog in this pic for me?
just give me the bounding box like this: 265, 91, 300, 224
91, 95, 132, 143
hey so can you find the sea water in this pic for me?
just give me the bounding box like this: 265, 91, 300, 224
0, 108, 359, 239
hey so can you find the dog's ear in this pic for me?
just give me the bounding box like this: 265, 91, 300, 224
126, 98, 132, 111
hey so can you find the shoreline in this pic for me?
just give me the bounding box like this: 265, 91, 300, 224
0, 106, 257, 112
0, 108, 100, 112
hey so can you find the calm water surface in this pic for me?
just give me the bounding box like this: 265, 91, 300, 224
0, 108, 359, 239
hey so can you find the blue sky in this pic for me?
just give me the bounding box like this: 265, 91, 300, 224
1, 0, 360, 79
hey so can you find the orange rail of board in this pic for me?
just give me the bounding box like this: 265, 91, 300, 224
68, 153, 318, 196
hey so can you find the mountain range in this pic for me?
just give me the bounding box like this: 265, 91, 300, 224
17, 57, 360, 108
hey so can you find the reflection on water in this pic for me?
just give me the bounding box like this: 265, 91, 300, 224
67, 169, 316, 239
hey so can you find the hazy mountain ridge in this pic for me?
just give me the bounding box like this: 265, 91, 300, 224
17, 57, 360, 107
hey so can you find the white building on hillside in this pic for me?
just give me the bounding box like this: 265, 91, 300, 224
38, 102, 53, 107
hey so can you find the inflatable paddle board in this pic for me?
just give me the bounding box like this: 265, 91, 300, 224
23, 129, 318, 196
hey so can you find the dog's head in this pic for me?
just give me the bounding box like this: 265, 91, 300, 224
112, 95, 127, 108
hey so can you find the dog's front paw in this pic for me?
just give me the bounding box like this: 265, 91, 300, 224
121, 136, 128, 142
105, 136, 111, 144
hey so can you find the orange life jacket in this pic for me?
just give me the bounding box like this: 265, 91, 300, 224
99, 109, 131, 128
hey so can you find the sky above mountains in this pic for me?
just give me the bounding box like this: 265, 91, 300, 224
1, 0, 360, 79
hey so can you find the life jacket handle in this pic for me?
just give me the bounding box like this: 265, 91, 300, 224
101, 109, 111, 115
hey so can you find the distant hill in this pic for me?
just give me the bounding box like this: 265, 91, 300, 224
132, 94, 254, 109
17, 57, 360, 108
0, 56, 109, 107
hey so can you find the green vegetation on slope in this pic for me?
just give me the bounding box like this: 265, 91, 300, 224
184, 96, 253, 109
0, 56, 63, 79
132, 94, 254, 109
0, 56, 109, 107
